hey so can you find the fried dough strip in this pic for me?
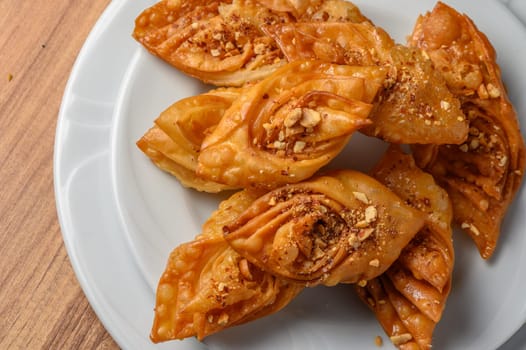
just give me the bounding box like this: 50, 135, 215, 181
408, 1, 526, 258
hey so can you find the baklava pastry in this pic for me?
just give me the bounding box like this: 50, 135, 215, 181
197, 60, 386, 189
223, 169, 426, 286
137, 88, 241, 192
408, 2, 526, 258
151, 190, 303, 342
264, 22, 468, 144
356, 146, 454, 350
133, 0, 291, 86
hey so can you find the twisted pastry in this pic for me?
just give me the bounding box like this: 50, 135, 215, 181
223, 169, 426, 286
263, 21, 468, 145
133, 0, 291, 86
133, 0, 372, 87
137, 87, 241, 192
196, 60, 386, 189
356, 146, 454, 350
408, 2, 526, 258
150, 190, 303, 342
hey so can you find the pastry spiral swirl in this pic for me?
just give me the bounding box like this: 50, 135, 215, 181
223, 169, 425, 286
197, 60, 386, 189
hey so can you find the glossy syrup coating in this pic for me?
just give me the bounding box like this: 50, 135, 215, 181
409, 1, 526, 259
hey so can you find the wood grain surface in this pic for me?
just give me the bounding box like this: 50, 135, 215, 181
0, 1, 118, 349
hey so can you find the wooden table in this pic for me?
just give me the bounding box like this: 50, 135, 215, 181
3, 1, 526, 350
0, 1, 118, 348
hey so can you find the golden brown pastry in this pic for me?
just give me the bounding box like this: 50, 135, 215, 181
133, 0, 291, 86
408, 2, 526, 258
133, 0, 374, 86
263, 21, 394, 66
223, 169, 426, 286
263, 21, 468, 144
137, 88, 241, 192
365, 45, 468, 144
196, 60, 386, 189
356, 146, 454, 350
150, 190, 303, 342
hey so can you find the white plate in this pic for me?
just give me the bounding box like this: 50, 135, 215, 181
54, 0, 526, 349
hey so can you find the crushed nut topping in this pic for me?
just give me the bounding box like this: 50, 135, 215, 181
348, 233, 360, 248
477, 83, 489, 99
369, 259, 380, 267
486, 83, 501, 98
440, 100, 450, 110
293, 141, 306, 153
217, 282, 226, 292
273, 140, 286, 150
353, 191, 369, 204
461, 222, 481, 236
217, 312, 229, 325
357, 279, 368, 287
212, 32, 223, 41
284, 108, 303, 128
358, 227, 375, 241
364, 206, 378, 223
498, 155, 508, 167
300, 108, 322, 128
390, 333, 413, 346
355, 220, 369, 228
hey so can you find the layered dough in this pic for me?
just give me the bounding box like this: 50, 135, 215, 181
137, 87, 241, 192
356, 146, 454, 350
408, 2, 526, 258
151, 190, 303, 342
133, 0, 290, 86
196, 60, 386, 189
151, 169, 425, 342
263, 21, 468, 144
224, 169, 425, 286
133, 0, 371, 86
